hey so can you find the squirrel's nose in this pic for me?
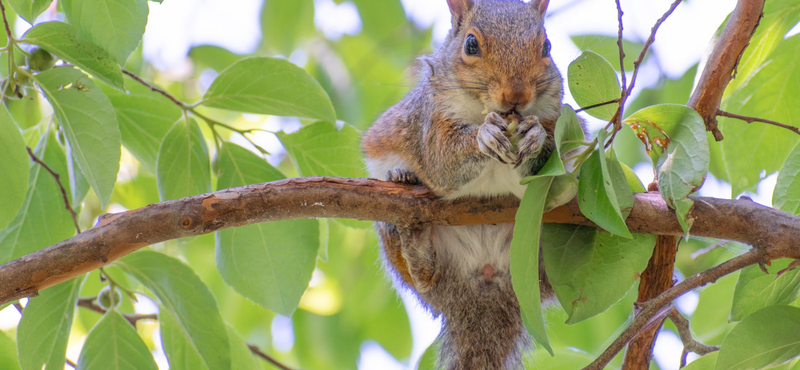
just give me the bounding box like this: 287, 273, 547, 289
501, 87, 532, 109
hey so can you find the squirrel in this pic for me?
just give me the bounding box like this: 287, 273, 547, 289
361, 0, 566, 368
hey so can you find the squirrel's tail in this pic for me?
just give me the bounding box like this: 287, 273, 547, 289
435, 285, 530, 370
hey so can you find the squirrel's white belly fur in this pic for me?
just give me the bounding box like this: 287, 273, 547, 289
367, 156, 521, 275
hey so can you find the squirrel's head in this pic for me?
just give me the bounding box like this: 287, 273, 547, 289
433, 0, 562, 121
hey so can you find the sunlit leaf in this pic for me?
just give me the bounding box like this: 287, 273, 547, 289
261, 0, 315, 55
542, 224, 655, 323
715, 306, 800, 370
5, 0, 52, 24
17, 276, 86, 370
731, 259, 800, 322
511, 176, 554, 355
227, 324, 264, 370
0, 105, 28, 229
76, 310, 158, 370
156, 117, 211, 201
216, 143, 319, 315
116, 250, 231, 370
201, 57, 336, 122
0, 331, 21, 370
568, 51, 621, 120
774, 143, 800, 216
34, 66, 121, 207
61, 0, 149, 65
720, 35, 800, 195
22, 22, 125, 89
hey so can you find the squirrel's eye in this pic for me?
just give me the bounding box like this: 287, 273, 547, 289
542, 39, 551, 58
464, 34, 480, 56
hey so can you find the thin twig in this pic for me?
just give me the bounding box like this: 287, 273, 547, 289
575, 98, 620, 113
717, 109, 800, 136
0, 0, 13, 41
582, 250, 762, 370
121, 69, 186, 109
669, 308, 720, 368
247, 344, 295, 370
77, 297, 158, 326
615, 0, 627, 90
606, 0, 683, 147
13, 302, 23, 313
26, 147, 82, 234
66, 358, 77, 369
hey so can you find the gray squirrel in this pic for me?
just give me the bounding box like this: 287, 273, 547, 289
361, 0, 564, 368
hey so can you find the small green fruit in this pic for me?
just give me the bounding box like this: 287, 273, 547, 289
545, 175, 579, 212
28, 47, 56, 72
97, 286, 123, 310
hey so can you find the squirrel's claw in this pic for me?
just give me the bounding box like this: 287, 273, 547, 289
514, 116, 547, 168
479, 113, 518, 164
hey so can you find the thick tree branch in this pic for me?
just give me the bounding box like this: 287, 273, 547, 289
1, 177, 799, 306
688, 0, 765, 141
622, 235, 678, 369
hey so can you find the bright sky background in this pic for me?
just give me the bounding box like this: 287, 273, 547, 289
0, 0, 781, 369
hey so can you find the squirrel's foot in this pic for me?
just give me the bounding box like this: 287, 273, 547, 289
386, 168, 422, 185
514, 115, 547, 168
398, 226, 437, 294
478, 112, 518, 165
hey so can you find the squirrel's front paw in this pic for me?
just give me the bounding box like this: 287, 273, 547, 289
514, 116, 547, 168
387, 168, 422, 185
478, 112, 518, 164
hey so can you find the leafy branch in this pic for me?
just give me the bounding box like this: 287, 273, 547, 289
25, 147, 82, 233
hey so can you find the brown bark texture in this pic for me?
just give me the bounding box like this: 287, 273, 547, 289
1, 177, 799, 306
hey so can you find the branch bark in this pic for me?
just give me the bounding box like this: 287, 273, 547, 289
1, 177, 800, 306
687, 0, 765, 141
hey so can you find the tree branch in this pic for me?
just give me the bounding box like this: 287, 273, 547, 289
668, 308, 720, 368
0, 177, 799, 306
688, 0, 765, 141
717, 109, 800, 136
77, 297, 158, 326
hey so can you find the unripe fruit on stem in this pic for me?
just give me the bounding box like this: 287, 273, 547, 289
97, 286, 122, 310
28, 47, 55, 72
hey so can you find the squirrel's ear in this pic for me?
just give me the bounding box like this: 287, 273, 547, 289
531, 0, 550, 16
446, 0, 473, 28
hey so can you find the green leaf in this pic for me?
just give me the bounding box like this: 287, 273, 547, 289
278, 121, 367, 178
692, 272, 738, 344
0, 105, 28, 229
731, 259, 800, 322
620, 162, 646, 193
0, 130, 76, 264
653, 106, 708, 234
215, 143, 319, 315
524, 348, 595, 370
115, 250, 231, 370
684, 353, 718, 370
17, 276, 86, 370
226, 324, 264, 370
715, 306, 800, 370
34, 66, 121, 207
351, 0, 407, 40
260, 0, 315, 55
416, 342, 437, 370
156, 117, 211, 201
5, 0, 52, 24
61, 0, 149, 65
578, 131, 633, 238
65, 140, 91, 205
188, 45, 245, 72
774, 143, 800, 215
542, 224, 656, 323
510, 177, 554, 355
158, 307, 210, 370
570, 34, 645, 72
555, 104, 587, 155
0, 330, 22, 370
724, 0, 800, 94
201, 57, 336, 122
720, 35, 800, 195
22, 22, 125, 89
76, 310, 158, 370
568, 51, 621, 120
101, 76, 182, 172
